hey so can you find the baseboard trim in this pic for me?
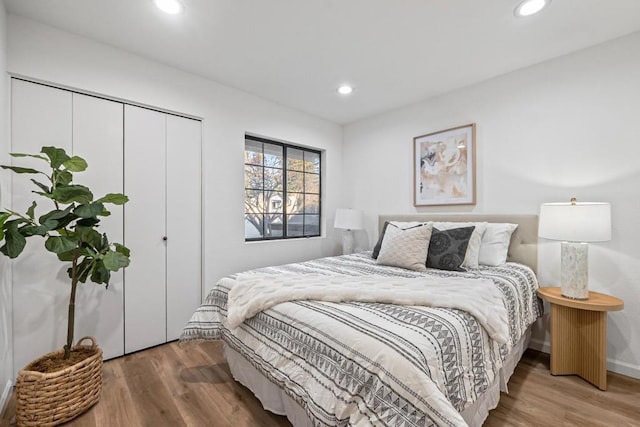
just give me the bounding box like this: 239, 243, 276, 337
0, 379, 12, 419
528, 339, 640, 380
607, 358, 640, 380
528, 338, 549, 354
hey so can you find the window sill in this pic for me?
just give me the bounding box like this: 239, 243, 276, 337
244, 235, 325, 244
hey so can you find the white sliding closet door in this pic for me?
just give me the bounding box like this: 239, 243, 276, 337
11, 79, 202, 365
166, 115, 201, 341
11, 80, 73, 375
124, 105, 167, 353
72, 93, 125, 360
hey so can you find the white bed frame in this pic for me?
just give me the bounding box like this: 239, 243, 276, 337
226, 214, 539, 427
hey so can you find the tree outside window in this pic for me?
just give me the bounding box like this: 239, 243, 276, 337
244, 136, 321, 240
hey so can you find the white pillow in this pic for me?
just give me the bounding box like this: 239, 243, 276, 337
478, 223, 518, 266
377, 223, 433, 272
431, 222, 488, 269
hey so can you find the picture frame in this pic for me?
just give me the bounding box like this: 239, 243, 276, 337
413, 123, 476, 207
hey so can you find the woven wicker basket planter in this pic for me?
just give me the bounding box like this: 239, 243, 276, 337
15, 337, 103, 427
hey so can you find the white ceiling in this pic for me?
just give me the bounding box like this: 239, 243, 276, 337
5, 0, 640, 124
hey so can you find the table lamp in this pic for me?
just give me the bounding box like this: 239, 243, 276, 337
539, 198, 611, 299
334, 208, 363, 254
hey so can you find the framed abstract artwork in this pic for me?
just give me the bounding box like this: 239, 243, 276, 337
413, 123, 476, 206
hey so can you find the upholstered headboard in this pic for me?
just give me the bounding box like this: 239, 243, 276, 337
378, 214, 538, 273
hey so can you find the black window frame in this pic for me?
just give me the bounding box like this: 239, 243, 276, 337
244, 134, 322, 241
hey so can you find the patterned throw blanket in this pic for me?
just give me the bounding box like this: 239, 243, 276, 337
181, 252, 542, 427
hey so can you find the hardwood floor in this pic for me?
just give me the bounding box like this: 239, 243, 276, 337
484, 350, 640, 427
2, 343, 639, 426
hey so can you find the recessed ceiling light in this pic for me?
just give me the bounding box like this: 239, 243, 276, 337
337, 85, 354, 95
514, 0, 550, 17
154, 0, 183, 15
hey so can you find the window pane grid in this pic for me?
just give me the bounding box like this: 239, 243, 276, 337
245, 135, 321, 241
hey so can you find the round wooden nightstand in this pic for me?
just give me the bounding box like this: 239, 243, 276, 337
537, 286, 624, 390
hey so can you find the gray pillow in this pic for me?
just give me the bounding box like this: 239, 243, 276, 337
426, 226, 475, 271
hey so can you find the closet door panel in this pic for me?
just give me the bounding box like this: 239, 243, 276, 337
72, 93, 125, 359
11, 80, 73, 375
166, 116, 201, 341
124, 105, 167, 353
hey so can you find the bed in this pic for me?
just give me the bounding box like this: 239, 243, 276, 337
181, 214, 542, 427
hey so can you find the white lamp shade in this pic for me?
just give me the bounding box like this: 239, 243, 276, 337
539, 202, 611, 242
334, 208, 363, 230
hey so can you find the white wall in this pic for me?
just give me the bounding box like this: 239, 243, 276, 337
344, 32, 640, 379
0, 0, 12, 410
5, 14, 344, 370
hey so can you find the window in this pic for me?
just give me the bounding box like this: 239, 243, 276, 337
244, 135, 321, 241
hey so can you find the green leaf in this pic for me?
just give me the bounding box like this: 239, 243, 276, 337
77, 217, 100, 227
41, 146, 70, 169
30, 179, 51, 194
33, 191, 54, 199
19, 224, 50, 237
37, 208, 77, 231
103, 250, 130, 271
26, 201, 37, 220
0, 212, 11, 241
58, 247, 93, 262
54, 170, 73, 186
52, 185, 93, 204
75, 226, 102, 249
44, 236, 77, 254
4, 218, 27, 227
97, 193, 129, 205
74, 202, 104, 219
114, 243, 130, 258
62, 156, 88, 172
0, 223, 27, 259
1, 165, 41, 174
0, 212, 11, 224
90, 260, 111, 285
41, 219, 58, 230
45, 213, 78, 234
10, 153, 48, 161
60, 248, 88, 262
100, 233, 110, 252
67, 257, 94, 283
39, 206, 73, 223
58, 250, 77, 262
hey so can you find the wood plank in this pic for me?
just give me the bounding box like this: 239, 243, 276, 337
2, 345, 639, 427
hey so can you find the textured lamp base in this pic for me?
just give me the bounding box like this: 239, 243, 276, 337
341, 230, 355, 255
561, 242, 589, 299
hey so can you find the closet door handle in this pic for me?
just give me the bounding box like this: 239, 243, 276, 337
162, 236, 168, 241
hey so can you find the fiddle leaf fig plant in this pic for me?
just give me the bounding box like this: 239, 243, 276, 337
0, 146, 130, 360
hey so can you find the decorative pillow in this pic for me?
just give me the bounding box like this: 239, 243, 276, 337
478, 223, 518, 266
432, 222, 487, 269
372, 222, 389, 259
376, 223, 432, 272
372, 221, 428, 259
426, 226, 475, 271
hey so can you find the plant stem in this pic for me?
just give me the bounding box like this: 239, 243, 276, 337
63, 248, 80, 359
